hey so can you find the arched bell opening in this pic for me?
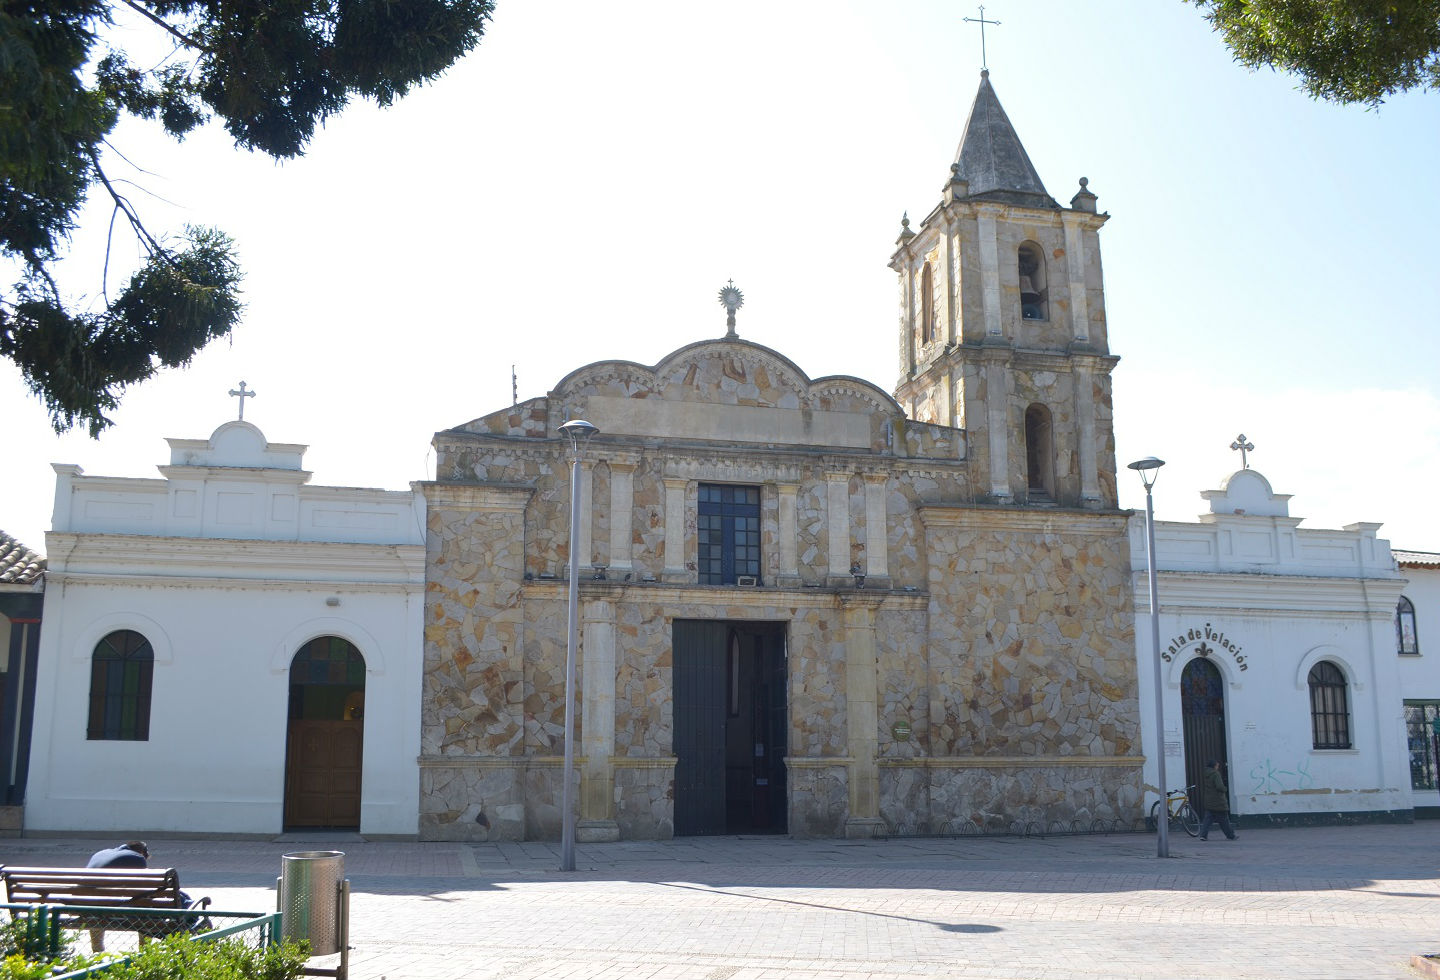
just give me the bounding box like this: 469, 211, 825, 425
1018, 241, 1048, 321
1024, 403, 1055, 502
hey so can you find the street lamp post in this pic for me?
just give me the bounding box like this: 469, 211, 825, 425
558, 419, 599, 873
1128, 456, 1169, 859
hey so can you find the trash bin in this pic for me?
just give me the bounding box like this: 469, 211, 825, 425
279, 850, 344, 955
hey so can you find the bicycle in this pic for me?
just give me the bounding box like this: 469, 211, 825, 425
1150, 785, 1200, 837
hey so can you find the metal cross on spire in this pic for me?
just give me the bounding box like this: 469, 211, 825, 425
1230, 433, 1255, 469
228, 381, 256, 420
962, 4, 1001, 71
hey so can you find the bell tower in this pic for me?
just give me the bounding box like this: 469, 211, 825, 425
891, 71, 1118, 509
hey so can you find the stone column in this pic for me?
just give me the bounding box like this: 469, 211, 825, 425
776, 482, 801, 586
1073, 359, 1101, 506
1062, 212, 1090, 346
578, 598, 619, 842
842, 594, 886, 838
825, 471, 851, 585
662, 477, 689, 583
862, 473, 889, 581
976, 204, 1003, 339
607, 460, 637, 573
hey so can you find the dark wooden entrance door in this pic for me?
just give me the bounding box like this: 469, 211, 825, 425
1181, 657, 1229, 811
285, 720, 363, 827
672, 620, 787, 836
284, 636, 366, 829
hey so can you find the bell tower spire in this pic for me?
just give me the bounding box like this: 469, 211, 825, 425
891, 72, 1118, 510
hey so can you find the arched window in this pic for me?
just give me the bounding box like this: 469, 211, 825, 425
1024, 403, 1054, 500
1307, 661, 1351, 750
87, 630, 154, 741
1398, 596, 1419, 654
920, 262, 936, 344
1018, 241, 1047, 321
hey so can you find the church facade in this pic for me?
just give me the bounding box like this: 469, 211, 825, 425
417, 72, 1145, 841
14, 72, 1433, 841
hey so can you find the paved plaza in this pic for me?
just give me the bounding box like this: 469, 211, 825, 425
4, 822, 1440, 979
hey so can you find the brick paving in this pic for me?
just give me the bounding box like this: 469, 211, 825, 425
5, 823, 1439, 979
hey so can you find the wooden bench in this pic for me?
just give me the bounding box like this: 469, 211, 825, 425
1, 867, 211, 951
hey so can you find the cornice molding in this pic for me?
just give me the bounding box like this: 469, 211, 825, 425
519, 580, 928, 611
45, 533, 424, 582
47, 572, 422, 592
155, 465, 312, 485
416, 482, 533, 512
878, 755, 1141, 769
918, 506, 1129, 537
1135, 570, 1408, 615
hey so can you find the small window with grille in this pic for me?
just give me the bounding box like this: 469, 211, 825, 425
1308, 660, 1351, 750
698, 484, 761, 585
1405, 701, 1440, 790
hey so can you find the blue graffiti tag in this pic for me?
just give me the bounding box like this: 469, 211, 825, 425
1249, 758, 1314, 793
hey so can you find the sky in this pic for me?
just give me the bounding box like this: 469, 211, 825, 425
5, 0, 1439, 555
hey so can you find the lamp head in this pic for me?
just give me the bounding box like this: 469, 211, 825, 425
558, 419, 599, 453
1127, 456, 1165, 490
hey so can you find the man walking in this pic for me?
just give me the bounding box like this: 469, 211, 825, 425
1198, 760, 1238, 841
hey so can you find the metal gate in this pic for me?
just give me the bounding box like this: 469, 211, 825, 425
1180, 657, 1229, 811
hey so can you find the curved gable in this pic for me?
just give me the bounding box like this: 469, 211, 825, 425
547, 339, 901, 451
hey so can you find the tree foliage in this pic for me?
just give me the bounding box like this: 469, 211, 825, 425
1, 0, 493, 434
1189, 1, 1440, 106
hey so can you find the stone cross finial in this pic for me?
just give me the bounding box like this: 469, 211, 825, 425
228, 381, 256, 421
1230, 433, 1255, 469
962, 5, 1001, 71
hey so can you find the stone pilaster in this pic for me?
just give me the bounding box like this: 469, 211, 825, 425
983, 352, 1012, 501
608, 460, 637, 572
842, 594, 886, 838
943, 215, 959, 347
1062, 212, 1090, 346
862, 473, 889, 582
776, 482, 801, 586
825, 471, 852, 585
1073, 358, 1101, 507
976, 204, 1003, 339
578, 598, 619, 842
901, 264, 916, 376
662, 478, 689, 583
576, 459, 595, 568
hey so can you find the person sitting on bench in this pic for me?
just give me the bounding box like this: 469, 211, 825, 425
84, 841, 150, 950
86, 841, 150, 869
